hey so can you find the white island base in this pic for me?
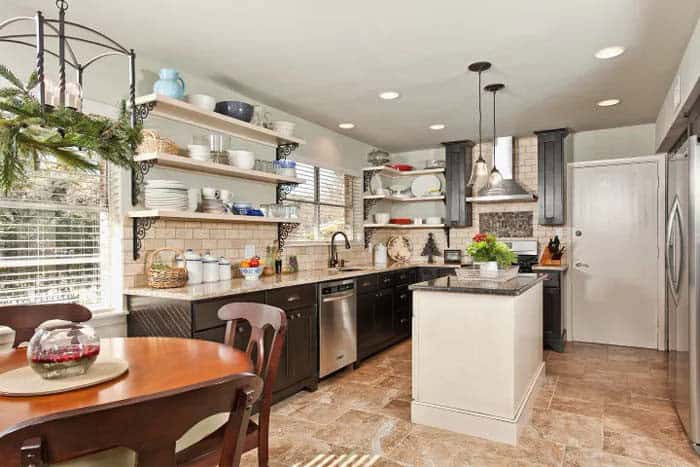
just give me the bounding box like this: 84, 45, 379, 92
411, 277, 545, 445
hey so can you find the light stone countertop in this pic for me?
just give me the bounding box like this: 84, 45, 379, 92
409, 273, 547, 296
532, 264, 568, 272
123, 263, 460, 302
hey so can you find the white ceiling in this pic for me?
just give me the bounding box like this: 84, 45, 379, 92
5, 0, 700, 152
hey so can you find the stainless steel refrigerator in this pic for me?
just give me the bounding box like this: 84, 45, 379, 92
668, 134, 700, 452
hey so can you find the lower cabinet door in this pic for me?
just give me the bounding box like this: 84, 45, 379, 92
375, 288, 394, 342
394, 306, 410, 338
357, 292, 376, 359
287, 306, 316, 385
543, 287, 561, 345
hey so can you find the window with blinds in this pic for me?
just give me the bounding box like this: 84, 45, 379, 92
286, 162, 361, 242
0, 159, 108, 307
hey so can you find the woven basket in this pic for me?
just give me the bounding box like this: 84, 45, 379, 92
146, 247, 187, 289
136, 129, 180, 155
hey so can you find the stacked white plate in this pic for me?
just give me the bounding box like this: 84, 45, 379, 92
201, 198, 225, 214
188, 144, 211, 162
144, 180, 188, 210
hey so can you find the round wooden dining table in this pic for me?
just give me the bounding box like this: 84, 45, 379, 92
0, 337, 257, 466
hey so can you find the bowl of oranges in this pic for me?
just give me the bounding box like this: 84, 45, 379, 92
239, 256, 264, 280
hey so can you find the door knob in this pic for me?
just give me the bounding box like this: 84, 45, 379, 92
575, 261, 589, 269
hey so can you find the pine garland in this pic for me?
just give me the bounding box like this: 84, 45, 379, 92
0, 64, 141, 193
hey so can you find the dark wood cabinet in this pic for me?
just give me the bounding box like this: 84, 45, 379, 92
375, 287, 394, 343
418, 267, 455, 282
282, 305, 316, 392
542, 271, 566, 352
443, 140, 475, 228
535, 128, 568, 225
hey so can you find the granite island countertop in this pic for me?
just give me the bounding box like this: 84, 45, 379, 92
124, 262, 460, 301
409, 273, 547, 296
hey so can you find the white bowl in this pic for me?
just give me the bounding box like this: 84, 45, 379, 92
426, 216, 442, 225
186, 94, 216, 112
374, 213, 390, 224
240, 266, 263, 280
271, 121, 296, 137
226, 150, 255, 170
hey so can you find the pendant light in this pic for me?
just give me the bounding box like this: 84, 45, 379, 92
484, 83, 505, 192
466, 62, 491, 186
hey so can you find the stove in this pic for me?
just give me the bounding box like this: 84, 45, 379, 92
500, 239, 539, 273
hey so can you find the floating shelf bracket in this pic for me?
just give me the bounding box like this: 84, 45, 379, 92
130, 159, 155, 206
278, 223, 299, 252
277, 183, 296, 202
132, 216, 156, 260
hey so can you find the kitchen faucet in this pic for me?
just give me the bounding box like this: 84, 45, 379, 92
328, 231, 351, 269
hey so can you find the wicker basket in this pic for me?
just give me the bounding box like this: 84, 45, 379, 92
146, 247, 187, 289
136, 129, 180, 155
455, 265, 519, 283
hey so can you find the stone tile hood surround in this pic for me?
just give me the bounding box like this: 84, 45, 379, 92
467, 136, 537, 203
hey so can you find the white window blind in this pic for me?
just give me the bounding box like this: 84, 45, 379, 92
286, 162, 360, 242
0, 160, 108, 307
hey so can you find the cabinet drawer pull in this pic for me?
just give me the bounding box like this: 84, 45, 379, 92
287, 295, 301, 302
297, 312, 302, 318
383, 278, 391, 283
400, 294, 407, 300
361, 281, 371, 287
400, 318, 408, 324
238, 326, 245, 333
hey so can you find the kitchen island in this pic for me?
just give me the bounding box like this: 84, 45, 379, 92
409, 274, 546, 445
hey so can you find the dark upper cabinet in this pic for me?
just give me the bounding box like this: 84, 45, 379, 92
443, 140, 475, 227
535, 128, 568, 225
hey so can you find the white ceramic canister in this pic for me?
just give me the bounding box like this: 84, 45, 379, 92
374, 243, 388, 267
184, 249, 203, 285
218, 257, 232, 281
202, 251, 220, 283
0, 326, 15, 352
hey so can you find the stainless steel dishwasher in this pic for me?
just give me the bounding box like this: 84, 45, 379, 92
319, 279, 357, 378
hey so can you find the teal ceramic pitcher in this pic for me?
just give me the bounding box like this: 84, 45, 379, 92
153, 68, 185, 99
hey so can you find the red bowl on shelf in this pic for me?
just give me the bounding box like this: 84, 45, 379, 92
387, 163, 414, 172
389, 218, 412, 224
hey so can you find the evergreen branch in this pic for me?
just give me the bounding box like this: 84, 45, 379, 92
0, 64, 25, 92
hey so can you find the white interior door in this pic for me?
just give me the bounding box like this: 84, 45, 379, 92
571, 159, 660, 348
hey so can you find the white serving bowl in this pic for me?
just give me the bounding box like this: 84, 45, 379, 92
374, 213, 390, 224
226, 150, 255, 170
186, 94, 216, 111
240, 266, 263, 280
271, 121, 296, 137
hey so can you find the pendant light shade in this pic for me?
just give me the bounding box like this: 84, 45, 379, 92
485, 83, 505, 193
467, 62, 491, 187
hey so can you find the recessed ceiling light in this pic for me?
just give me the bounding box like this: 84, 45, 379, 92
595, 46, 625, 59
429, 124, 446, 130
338, 123, 355, 129
597, 99, 620, 107
379, 91, 401, 100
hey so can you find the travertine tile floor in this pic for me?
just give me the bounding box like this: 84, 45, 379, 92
241, 340, 700, 466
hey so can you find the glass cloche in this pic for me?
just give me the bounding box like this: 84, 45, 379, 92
27, 322, 100, 379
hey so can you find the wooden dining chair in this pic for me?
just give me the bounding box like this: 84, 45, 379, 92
176, 302, 287, 467
1, 372, 262, 467
0, 303, 92, 347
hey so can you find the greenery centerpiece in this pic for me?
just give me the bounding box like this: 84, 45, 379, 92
466, 233, 517, 269
0, 64, 140, 194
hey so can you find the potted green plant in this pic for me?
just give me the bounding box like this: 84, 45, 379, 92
466, 233, 517, 277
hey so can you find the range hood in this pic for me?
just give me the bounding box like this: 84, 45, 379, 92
466, 136, 537, 203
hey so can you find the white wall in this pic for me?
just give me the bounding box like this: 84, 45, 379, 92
570, 124, 657, 162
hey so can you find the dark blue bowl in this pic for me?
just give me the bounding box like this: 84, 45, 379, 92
214, 101, 254, 122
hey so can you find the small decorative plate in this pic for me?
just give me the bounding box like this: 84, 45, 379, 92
387, 236, 412, 263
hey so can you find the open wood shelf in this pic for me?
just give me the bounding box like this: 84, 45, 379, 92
363, 223, 446, 229
128, 210, 298, 224
362, 166, 445, 177
134, 94, 306, 148
134, 152, 304, 184
362, 194, 445, 202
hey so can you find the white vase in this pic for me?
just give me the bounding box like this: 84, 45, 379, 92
479, 261, 499, 278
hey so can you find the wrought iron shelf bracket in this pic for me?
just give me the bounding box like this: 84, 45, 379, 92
364, 227, 375, 249
276, 183, 297, 202
133, 101, 155, 126
132, 217, 156, 260
276, 143, 298, 160
130, 159, 155, 206
363, 198, 379, 221
278, 223, 299, 252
